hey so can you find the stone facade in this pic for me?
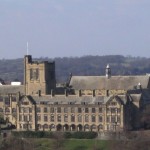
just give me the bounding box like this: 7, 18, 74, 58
24, 55, 56, 95
0, 55, 150, 132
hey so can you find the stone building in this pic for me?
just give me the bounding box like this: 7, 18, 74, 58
0, 55, 150, 132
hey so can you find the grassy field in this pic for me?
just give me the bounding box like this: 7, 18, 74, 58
33, 138, 108, 150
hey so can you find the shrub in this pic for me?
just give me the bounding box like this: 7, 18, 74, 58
12, 131, 54, 138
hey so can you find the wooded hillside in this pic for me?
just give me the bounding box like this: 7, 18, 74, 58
0, 55, 150, 83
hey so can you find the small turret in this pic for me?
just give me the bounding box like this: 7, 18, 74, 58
105, 64, 111, 79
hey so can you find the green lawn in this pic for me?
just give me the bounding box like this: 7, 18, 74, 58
64, 139, 107, 150
33, 139, 108, 150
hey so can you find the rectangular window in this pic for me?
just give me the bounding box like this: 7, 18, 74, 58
111, 108, 116, 113
44, 115, 48, 122
50, 115, 54, 122
50, 107, 54, 113
5, 97, 10, 106
71, 115, 75, 122
78, 108, 82, 113
99, 108, 103, 113
57, 107, 61, 113
23, 124, 28, 129
44, 107, 48, 113
99, 116, 103, 122
111, 102, 117, 106
107, 116, 110, 123
92, 108, 96, 113
22, 102, 29, 105
64, 107, 68, 113
24, 115, 28, 122
36, 107, 41, 113
111, 116, 116, 123
30, 69, 33, 80
64, 115, 68, 122
57, 115, 61, 122
24, 108, 29, 113
85, 108, 89, 113
36, 68, 39, 80
71, 107, 75, 113
11, 96, 16, 102
91, 115, 96, 122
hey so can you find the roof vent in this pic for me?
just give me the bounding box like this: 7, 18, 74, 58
105, 64, 111, 79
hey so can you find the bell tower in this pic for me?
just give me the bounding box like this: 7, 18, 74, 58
24, 55, 56, 95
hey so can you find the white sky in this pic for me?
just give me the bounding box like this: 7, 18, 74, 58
0, 0, 150, 59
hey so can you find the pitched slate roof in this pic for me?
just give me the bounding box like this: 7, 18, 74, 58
31, 94, 127, 105
69, 75, 150, 90
0, 85, 25, 94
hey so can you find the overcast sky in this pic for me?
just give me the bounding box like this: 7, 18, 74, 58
0, 0, 150, 59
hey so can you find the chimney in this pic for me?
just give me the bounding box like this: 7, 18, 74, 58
105, 64, 111, 79
38, 90, 41, 97
65, 89, 68, 97
93, 90, 95, 97
78, 90, 82, 97
51, 89, 55, 97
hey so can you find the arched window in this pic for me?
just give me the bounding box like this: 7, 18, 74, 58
78, 115, 82, 122
71, 115, 75, 122
64, 115, 68, 122
43, 124, 48, 129
50, 115, 54, 122
99, 124, 103, 130
91, 115, 96, 122
57, 115, 61, 122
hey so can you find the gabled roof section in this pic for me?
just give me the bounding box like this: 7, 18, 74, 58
69, 75, 150, 90
20, 95, 36, 105
106, 95, 126, 105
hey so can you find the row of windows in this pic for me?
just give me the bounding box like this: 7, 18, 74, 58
20, 123, 32, 129
19, 107, 32, 113
0, 96, 17, 103
106, 116, 120, 123
36, 115, 120, 123
36, 115, 104, 123
107, 108, 121, 113
36, 107, 103, 113
19, 115, 32, 122
0, 107, 16, 113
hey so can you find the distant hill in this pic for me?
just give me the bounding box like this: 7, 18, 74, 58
0, 55, 150, 83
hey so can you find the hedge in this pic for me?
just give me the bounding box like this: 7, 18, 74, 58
12, 131, 98, 139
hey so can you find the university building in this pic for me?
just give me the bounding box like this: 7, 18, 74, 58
0, 55, 150, 132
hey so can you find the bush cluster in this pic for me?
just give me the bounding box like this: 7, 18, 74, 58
12, 131, 98, 139
12, 131, 53, 138
64, 131, 98, 139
